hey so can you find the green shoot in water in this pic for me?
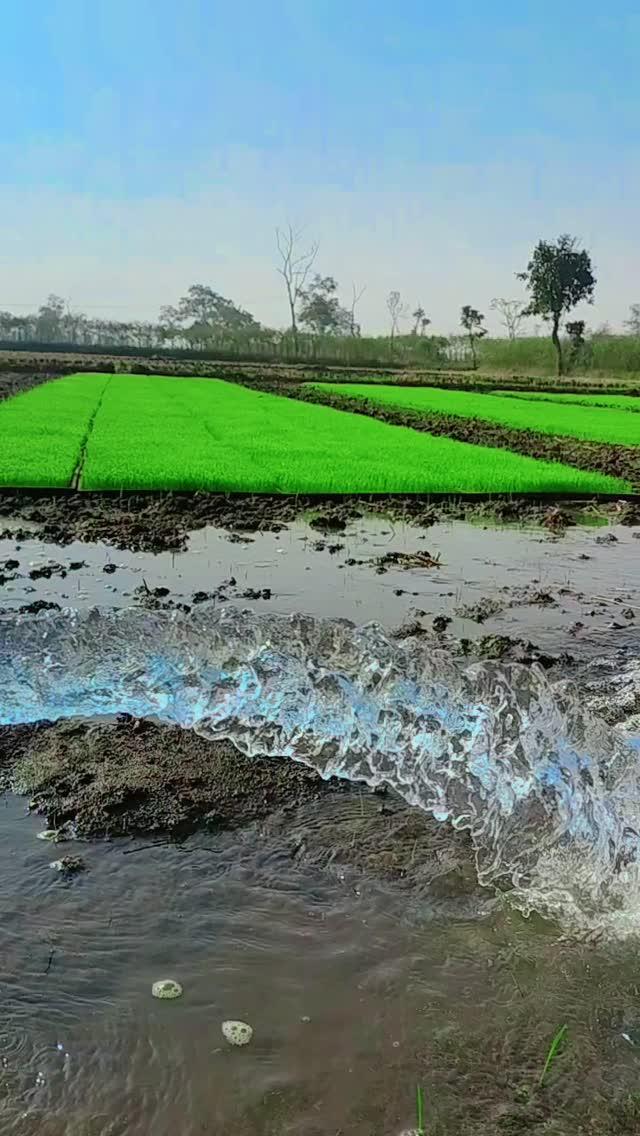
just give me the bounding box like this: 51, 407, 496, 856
415, 1084, 426, 1134
539, 1024, 568, 1087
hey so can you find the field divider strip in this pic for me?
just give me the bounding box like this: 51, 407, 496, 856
495, 391, 640, 413
248, 381, 640, 491
71, 376, 113, 489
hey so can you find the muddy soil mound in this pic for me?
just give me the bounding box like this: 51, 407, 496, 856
0, 716, 480, 893
0, 371, 58, 402
1, 489, 636, 554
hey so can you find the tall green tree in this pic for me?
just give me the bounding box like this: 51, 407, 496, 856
298, 274, 351, 335
36, 294, 66, 340
161, 284, 260, 339
517, 234, 596, 376
460, 305, 487, 370
411, 305, 431, 336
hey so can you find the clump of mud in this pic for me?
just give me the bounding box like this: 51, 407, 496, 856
0, 372, 56, 402
3, 717, 346, 838
0, 489, 635, 554
0, 716, 482, 895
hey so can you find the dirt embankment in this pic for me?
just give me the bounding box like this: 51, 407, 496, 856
257, 383, 640, 488
0, 716, 479, 895
0, 352, 459, 385
1, 349, 639, 394
1, 489, 638, 555
0, 371, 60, 402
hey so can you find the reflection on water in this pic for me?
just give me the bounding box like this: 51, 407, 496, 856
1, 514, 639, 658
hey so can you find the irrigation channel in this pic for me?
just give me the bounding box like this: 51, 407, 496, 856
1, 506, 640, 1134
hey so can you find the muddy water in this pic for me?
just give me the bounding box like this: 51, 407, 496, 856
3, 792, 640, 1136
2, 512, 640, 1133
1, 513, 639, 659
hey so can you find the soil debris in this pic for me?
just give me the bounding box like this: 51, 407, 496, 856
4, 717, 350, 839
596, 532, 618, 544
542, 505, 575, 532
18, 599, 61, 615
0, 490, 636, 556
28, 562, 66, 580
375, 550, 441, 572
49, 855, 86, 877
0, 716, 483, 895
456, 598, 504, 623
459, 634, 572, 670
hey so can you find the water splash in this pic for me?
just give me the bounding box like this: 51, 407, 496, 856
1, 605, 640, 934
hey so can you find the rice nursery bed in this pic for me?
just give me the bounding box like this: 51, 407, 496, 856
0, 372, 632, 494
496, 390, 640, 413
310, 383, 640, 448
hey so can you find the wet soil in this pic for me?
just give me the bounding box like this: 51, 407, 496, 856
2, 512, 639, 668
0, 352, 460, 385
0, 716, 480, 896
2, 515, 640, 1134
270, 382, 640, 487
1, 488, 638, 554
4, 789, 640, 1136
0, 370, 56, 402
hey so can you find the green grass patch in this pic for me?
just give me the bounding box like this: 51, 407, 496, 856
478, 334, 640, 378
495, 390, 640, 413
0, 373, 110, 487
312, 383, 640, 447
0, 373, 631, 494
75, 375, 630, 494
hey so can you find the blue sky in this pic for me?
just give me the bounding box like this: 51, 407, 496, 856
0, 0, 638, 333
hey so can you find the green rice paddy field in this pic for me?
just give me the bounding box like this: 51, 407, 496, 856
311, 384, 640, 447
0, 372, 634, 494
496, 391, 640, 413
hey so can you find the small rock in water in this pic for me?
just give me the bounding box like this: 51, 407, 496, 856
221, 1020, 253, 1046
50, 856, 86, 877
152, 979, 183, 1000
37, 829, 64, 843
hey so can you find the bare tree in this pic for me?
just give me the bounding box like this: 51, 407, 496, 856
490, 298, 527, 341
349, 283, 366, 337
275, 224, 319, 341
386, 290, 408, 339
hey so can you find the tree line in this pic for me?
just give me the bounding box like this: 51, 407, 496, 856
0, 231, 638, 375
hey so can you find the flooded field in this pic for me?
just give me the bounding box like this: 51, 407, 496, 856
4, 790, 640, 1136
1, 510, 639, 660
1, 504, 640, 1134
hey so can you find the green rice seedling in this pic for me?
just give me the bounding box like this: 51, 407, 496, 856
0, 373, 110, 487
416, 1084, 426, 1134
496, 390, 640, 413
539, 1024, 568, 1087
311, 383, 640, 447
77, 375, 631, 494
